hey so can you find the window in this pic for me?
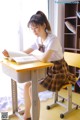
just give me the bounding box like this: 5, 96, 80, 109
0, 0, 48, 111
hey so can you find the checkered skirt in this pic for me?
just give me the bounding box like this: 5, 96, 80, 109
39, 58, 76, 91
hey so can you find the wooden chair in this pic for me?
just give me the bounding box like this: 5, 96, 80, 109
46, 52, 80, 118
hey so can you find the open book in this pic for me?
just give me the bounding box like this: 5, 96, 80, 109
2, 50, 44, 64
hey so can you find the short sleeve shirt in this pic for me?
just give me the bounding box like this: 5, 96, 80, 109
30, 33, 63, 61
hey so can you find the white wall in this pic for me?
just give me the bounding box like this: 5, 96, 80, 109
48, 0, 65, 50
48, 0, 58, 35
57, 4, 65, 50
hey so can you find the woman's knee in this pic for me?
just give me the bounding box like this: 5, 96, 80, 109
24, 81, 31, 90
29, 84, 46, 96
38, 84, 47, 92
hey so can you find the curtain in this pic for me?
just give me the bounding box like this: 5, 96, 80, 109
0, 0, 48, 111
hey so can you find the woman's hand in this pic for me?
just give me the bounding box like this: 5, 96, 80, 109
2, 49, 9, 57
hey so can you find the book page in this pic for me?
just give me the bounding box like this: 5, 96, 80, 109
8, 51, 28, 57
9, 55, 39, 64
2, 50, 42, 64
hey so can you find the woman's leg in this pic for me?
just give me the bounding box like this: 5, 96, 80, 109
23, 81, 31, 120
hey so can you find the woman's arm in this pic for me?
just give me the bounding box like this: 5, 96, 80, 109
41, 50, 54, 62
2, 48, 34, 57
23, 48, 34, 54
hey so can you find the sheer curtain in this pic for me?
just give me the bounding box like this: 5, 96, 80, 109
0, 0, 48, 111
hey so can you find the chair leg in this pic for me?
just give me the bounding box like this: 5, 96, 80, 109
46, 91, 59, 109
46, 85, 78, 119
60, 85, 78, 118
67, 85, 72, 111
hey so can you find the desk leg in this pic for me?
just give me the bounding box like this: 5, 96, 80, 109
31, 70, 39, 120
11, 79, 18, 114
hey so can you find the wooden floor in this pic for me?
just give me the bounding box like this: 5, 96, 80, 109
2, 89, 80, 120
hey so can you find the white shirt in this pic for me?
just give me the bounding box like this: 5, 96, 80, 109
30, 33, 63, 61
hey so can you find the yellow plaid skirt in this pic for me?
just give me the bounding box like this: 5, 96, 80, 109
39, 58, 76, 91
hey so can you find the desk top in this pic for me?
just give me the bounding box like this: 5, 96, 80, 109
1, 60, 53, 72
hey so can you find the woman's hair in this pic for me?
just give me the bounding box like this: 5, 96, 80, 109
27, 11, 51, 32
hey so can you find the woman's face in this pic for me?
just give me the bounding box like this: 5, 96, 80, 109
30, 23, 46, 37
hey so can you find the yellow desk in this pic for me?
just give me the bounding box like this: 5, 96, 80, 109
1, 60, 53, 120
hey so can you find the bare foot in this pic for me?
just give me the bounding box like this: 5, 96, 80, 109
23, 113, 31, 120
23, 113, 27, 120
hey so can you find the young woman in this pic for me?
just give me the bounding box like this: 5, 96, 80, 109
2, 11, 76, 120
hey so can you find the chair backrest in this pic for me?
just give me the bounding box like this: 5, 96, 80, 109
64, 52, 80, 68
